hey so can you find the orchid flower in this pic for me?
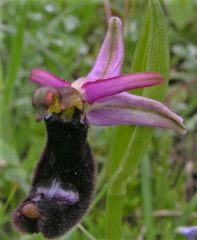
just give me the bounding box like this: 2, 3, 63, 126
176, 226, 197, 240
30, 17, 186, 134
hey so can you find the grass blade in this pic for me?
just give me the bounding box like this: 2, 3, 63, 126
3, 1, 28, 106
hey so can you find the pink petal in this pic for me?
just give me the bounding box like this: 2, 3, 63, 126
86, 93, 186, 134
87, 16, 124, 80
73, 17, 123, 88
82, 72, 165, 104
29, 69, 70, 87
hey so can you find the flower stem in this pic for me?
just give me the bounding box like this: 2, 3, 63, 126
105, 0, 169, 239
106, 194, 124, 240
141, 155, 155, 240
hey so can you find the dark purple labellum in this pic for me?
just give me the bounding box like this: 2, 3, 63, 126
13, 109, 96, 239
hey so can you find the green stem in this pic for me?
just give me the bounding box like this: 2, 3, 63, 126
106, 194, 124, 240
78, 224, 97, 240
141, 155, 155, 240
105, 129, 154, 240
107, 126, 134, 177
105, 0, 169, 239
109, 128, 153, 195
1, 185, 18, 214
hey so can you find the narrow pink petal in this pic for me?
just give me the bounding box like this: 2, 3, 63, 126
82, 72, 165, 104
29, 69, 70, 87
86, 93, 186, 134
87, 16, 124, 80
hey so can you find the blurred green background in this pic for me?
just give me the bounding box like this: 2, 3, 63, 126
0, 0, 197, 239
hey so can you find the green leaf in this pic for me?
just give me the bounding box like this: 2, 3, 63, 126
176, 192, 197, 226
3, 1, 28, 106
110, 0, 169, 196
0, 138, 19, 166
0, 61, 2, 91
106, 0, 169, 239
1, 1, 28, 143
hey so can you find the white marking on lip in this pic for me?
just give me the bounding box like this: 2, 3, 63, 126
35, 179, 79, 204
